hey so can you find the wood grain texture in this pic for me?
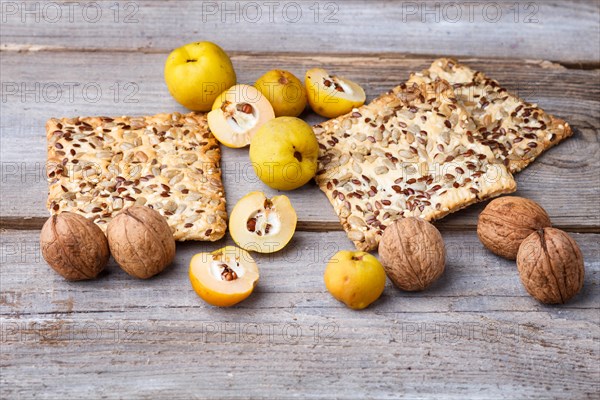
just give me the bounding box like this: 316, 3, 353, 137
1, 3, 599, 396
1, 229, 599, 399
1, 52, 598, 230
1, 1, 598, 64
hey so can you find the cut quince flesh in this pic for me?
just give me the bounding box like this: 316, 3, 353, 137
207, 84, 275, 148
305, 68, 366, 118
229, 191, 297, 253
189, 246, 259, 307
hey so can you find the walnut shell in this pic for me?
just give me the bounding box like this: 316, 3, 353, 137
378, 217, 446, 291
40, 212, 109, 281
517, 228, 584, 304
478, 196, 551, 260
107, 206, 176, 279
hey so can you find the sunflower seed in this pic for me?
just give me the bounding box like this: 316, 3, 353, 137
96, 151, 112, 159
375, 166, 389, 175
339, 154, 350, 166
348, 230, 365, 241
399, 150, 415, 159
348, 216, 367, 228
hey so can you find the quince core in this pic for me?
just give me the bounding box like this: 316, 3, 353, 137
208, 84, 275, 148
229, 192, 297, 253
305, 68, 366, 118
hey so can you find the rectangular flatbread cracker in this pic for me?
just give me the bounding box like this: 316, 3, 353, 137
314, 80, 517, 251
46, 112, 227, 241
408, 58, 573, 172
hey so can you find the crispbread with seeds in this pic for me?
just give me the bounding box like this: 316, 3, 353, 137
46, 112, 227, 241
314, 80, 516, 251
408, 58, 573, 173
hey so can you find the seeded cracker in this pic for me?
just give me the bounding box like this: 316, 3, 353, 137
314, 80, 517, 251
46, 112, 227, 241
408, 58, 573, 173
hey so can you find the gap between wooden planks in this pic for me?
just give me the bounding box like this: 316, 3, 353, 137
3, 218, 600, 234
3, 46, 600, 70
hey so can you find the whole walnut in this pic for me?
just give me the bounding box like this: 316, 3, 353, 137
478, 196, 551, 260
107, 206, 176, 279
40, 212, 109, 281
517, 227, 584, 304
378, 217, 446, 291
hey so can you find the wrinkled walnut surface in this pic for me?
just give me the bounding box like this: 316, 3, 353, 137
40, 212, 109, 281
517, 227, 584, 304
107, 206, 176, 279
378, 217, 446, 291
478, 196, 551, 260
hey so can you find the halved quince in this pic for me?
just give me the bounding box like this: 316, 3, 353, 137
229, 192, 297, 253
207, 84, 275, 148
305, 68, 366, 118
189, 246, 259, 307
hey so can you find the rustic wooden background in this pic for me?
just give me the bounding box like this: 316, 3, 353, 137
1, 1, 599, 398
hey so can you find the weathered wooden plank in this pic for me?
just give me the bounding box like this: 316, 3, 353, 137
1, 52, 598, 230
1, 230, 599, 314
2, 2, 598, 398
1, 0, 598, 63
1, 230, 599, 399
0, 313, 598, 399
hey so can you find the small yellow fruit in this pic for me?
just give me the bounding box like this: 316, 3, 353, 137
164, 41, 236, 112
189, 246, 259, 307
249, 117, 318, 191
305, 68, 366, 118
324, 250, 386, 310
254, 69, 307, 117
